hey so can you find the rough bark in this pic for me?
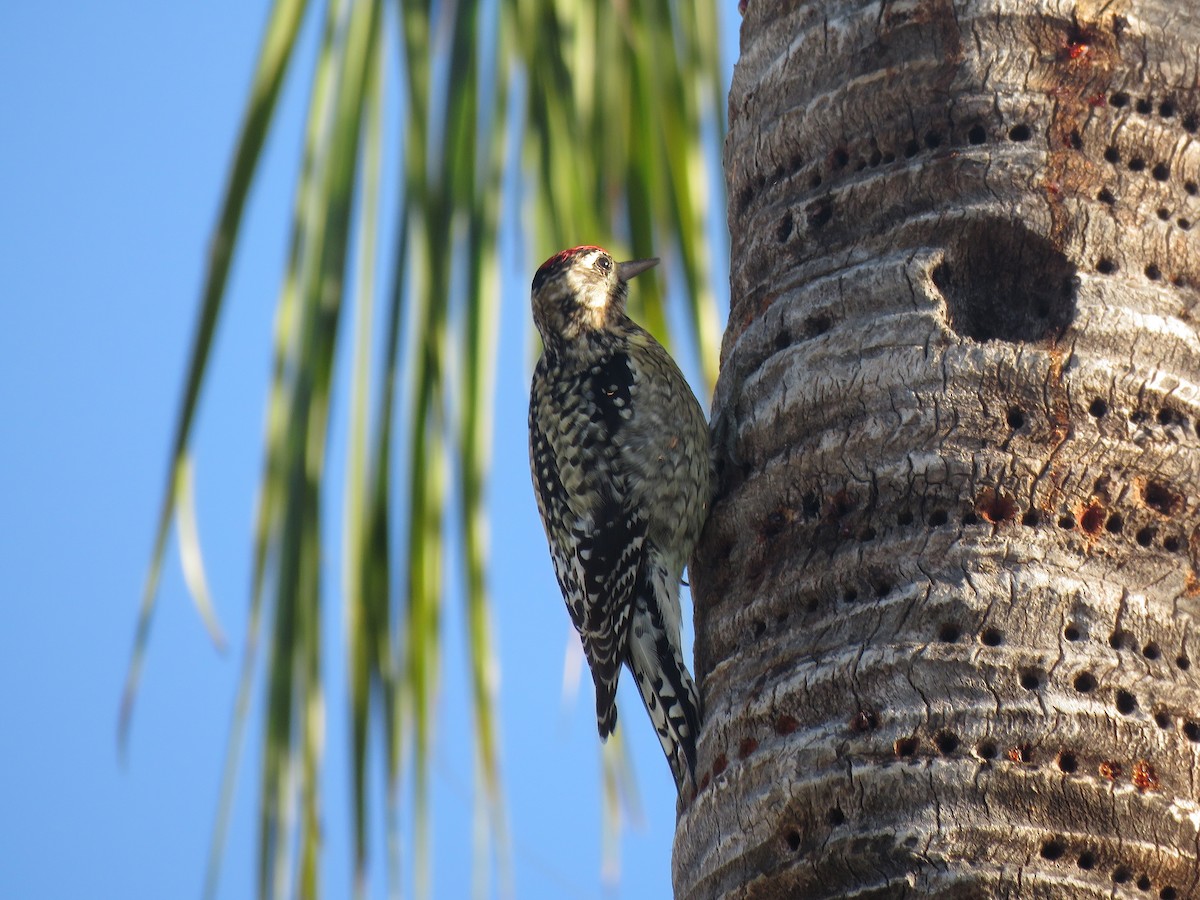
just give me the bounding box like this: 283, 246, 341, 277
677, 0, 1200, 897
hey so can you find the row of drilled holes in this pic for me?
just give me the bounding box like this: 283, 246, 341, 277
759, 614, 1190, 671
1113, 92, 1188, 121
784, 115, 1200, 242
890, 732, 1173, 777
783, 829, 1179, 898
784, 312, 1198, 437
751, 464, 1191, 643
1099, 144, 1198, 207
1094, 252, 1192, 288
739, 488, 1194, 639
748, 566, 1190, 667
1086, 396, 1200, 436
821, 122, 1033, 182
769, 123, 1037, 241
749, 498, 1191, 628
740, 85, 1200, 218
890, 736, 1166, 813
781, 829, 1180, 899
1097, 184, 1198, 243
743, 627, 1196, 761
945, 625, 1198, 737
1051, 510, 1184, 551
938, 621, 1191, 672
1003, 401, 1192, 434
773, 147, 1197, 270
748, 118, 1037, 221
941, 624, 1200, 737
827, 503, 1190, 554
1109, 91, 1199, 132
744, 340, 1195, 644
1041, 836, 1179, 898
1022, 667, 1189, 728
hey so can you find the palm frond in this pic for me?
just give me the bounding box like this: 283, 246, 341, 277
125, 0, 725, 895
119, 0, 310, 752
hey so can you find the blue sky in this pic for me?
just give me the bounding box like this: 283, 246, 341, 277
0, 4, 736, 898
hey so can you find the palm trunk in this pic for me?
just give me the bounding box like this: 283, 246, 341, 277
676, 0, 1200, 896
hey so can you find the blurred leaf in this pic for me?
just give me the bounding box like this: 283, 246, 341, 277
344, 6, 384, 889
119, 0, 309, 751
175, 453, 226, 651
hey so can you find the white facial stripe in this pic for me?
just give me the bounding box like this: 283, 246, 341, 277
565, 250, 610, 310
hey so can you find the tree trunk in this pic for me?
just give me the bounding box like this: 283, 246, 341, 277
676, 0, 1200, 896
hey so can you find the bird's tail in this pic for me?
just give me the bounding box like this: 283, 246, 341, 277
627, 592, 702, 793
592, 650, 620, 740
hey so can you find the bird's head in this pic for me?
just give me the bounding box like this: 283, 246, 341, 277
530, 245, 658, 346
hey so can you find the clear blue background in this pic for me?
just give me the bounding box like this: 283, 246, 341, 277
0, 4, 736, 898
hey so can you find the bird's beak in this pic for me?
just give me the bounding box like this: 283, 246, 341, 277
616, 257, 659, 282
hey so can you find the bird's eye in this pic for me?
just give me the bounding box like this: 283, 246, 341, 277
595, 256, 612, 273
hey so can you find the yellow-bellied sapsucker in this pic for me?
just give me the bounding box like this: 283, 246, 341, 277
528, 245, 711, 792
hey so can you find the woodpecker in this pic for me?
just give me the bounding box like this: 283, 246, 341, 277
528, 244, 710, 792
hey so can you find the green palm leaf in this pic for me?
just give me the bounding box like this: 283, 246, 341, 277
122, 0, 726, 895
